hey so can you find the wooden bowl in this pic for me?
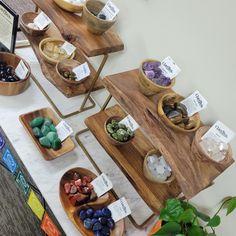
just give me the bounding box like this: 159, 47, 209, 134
157, 92, 201, 133
20, 12, 50, 36
191, 126, 233, 165
138, 59, 175, 96
82, 0, 117, 35
39, 38, 75, 65
0, 52, 31, 96
143, 149, 175, 184
104, 116, 135, 146
56, 59, 89, 85
19, 107, 75, 161
53, 0, 84, 13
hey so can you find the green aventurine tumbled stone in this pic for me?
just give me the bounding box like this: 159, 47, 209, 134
32, 127, 43, 138
39, 137, 51, 148
30, 117, 44, 128
46, 132, 58, 143
52, 138, 62, 150
49, 124, 57, 132
41, 125, 51, 136
43, 118, 52, 126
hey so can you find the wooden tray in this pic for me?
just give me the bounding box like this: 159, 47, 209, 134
85, 105, 181, 213
21, 24, 104, 98
19, 107, 75, 160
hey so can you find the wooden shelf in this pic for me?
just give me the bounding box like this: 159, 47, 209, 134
21, 24, 104, 98
32, 0, 124, 57
85, 104, 181, 213
103, 69, 234, 199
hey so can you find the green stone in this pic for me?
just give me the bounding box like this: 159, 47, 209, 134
52, 138, 62, 150
32, 127, 43, 138
41, 125, 51, 136
39, 137, 51, 148
30, 117, 44, 128
49, 124, 57, 132
46, 132, 58, 143
43, 118, 52, 126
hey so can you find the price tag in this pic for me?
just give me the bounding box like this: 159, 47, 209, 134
0, 133, 5, 151
202, 120, 235, 144
181, 90, 208, 116
2, 147, 18, 174
33, 12, 51, 30
91, 173, 113, 197
16, 171, 30, 195
119, 115, 139, 132
56, 121, 73, 142
98, 0, 119, 20
15, 60, 28, 80
41, 213, 61, 236
60, 41, 76, 56
159, 56, 181, 79
108, 197, 131, 222
72, 62, 91, 81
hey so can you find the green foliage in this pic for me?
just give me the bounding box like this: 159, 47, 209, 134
153, 222, 181, 236
207, 215, 221, 227
226, 197, 236, 215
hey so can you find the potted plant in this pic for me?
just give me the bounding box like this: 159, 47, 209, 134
149, 196, 236, 236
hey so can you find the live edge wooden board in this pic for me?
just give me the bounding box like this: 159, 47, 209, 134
32, 0, 124, 57
21, 25, 103, 98
85, 104, 181, 213
103, 69, 234, 199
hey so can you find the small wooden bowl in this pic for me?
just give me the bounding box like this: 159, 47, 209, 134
39, 38, 75, 65
19, 107, 75, 161
53, 0, 84, 13
82, 0, 117, 35
191, 126, 233, 165
0, 52, 31, 96
56, 59, 89, 85
20, 12, 50, 36
138, 59, 175, 96
157, 92, 201, 133
143, 149, 175, 184
104, 116, 135, 146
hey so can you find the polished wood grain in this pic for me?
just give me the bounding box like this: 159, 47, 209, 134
32, 0, 124, 57
102, 69, 235, 199
19, 107, 75, 161
85, 105, 181, 213
21, 24, 103, 97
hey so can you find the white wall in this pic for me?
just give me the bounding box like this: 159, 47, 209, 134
91, 0, 236, 235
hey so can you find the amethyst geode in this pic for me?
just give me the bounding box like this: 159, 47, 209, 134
142, 61, 171, 86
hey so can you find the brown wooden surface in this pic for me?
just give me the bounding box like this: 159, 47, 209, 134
21, 24, 104, 97
19, 107, 75, 160
32, 0, 124, 57
102, 70, 235, 199
85, 105, 181, 213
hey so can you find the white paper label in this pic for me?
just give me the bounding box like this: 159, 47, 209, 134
91, 173, 113, 197
15, 60, 28, 80
108, 197, 131, 222
72, 62, 91, 81
64, 0, 85, 3
56, 121, 73, 142
119, 115, 139, 132
98, 1, 119, 20
33, 12, 51, 30
181, 90, 208, 116
159, 56, 181, 79
61, 41, 76, 56
202, 121, 235, 144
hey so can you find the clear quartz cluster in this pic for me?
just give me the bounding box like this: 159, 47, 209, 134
199, 137, 228, 162
146, 154, 172, 181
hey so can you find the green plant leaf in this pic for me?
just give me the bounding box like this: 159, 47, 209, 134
176, 234, 186, 236
187, 226, 206, 236
153, 222, 181, 236
178, 209, 195, 223
207, 215, 221, 227
196, 211, 210, 222
181, 201, 197, 214
226, 197, 236, 215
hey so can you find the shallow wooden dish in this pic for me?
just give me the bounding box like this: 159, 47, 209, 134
53, 0, 84, 13
39, 38, 75, 65
20, 12, 50, 36
143, 149, 175, 184
0, 52, 31, 96
157, 92, 201, 133
83, 0, 117, 35
56, 59, 89, 85
19, 107, 75, 160
138, 59, 175, 96
104, 116, 135, 146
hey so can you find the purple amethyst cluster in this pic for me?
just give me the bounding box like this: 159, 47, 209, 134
142, 61, 171, 86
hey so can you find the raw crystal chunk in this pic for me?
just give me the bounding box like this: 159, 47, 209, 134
30, 117, 44, 128
39, 136, 51, 148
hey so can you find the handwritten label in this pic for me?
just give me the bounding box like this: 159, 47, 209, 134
108, 197, 131, 222
33, 12, 51, 30
98, 0, 119, 20
181, 90, 208, 116
41, 213, 61, 236
119, 115, 139, 132
91, 173, 113, 197
202, 120, 235, 144
15, 60, 28, 80
16, 171, 30, 195
2, 147, 17, 174
159, 56, 181, 79
56, 120, 73, 142
0, 133, 5, 151
60, 41, 76, 56
72, 62, 91, 81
